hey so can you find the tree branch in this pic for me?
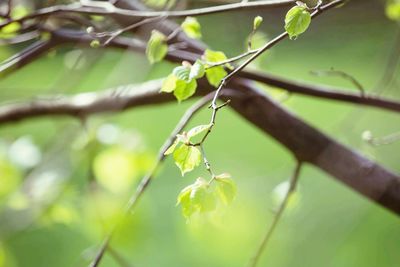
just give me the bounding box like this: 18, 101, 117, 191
247, 161, 302, 267
89, 92, 217, 267
0, 0, 294, 30
47, 28, 400, 114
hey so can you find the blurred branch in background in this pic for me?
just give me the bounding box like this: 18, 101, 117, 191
0, 0, 400, 267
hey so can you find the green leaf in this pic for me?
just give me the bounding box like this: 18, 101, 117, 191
191, 182, 216, 212
0, 22, 20, 38
90, 39, 100, 48
173, 65, 191, 82
173, 144, 201, 176
146, 30, 168, 64
189, 60, 205, 80
206, 67, 227, 87
181, 17, 202, 39
164, 139, 179, 155
164, 134, 189, 155
161, 74, 178, 93
253, 16, 263, 30
386, 0, 400, 21
176, 178, 217, 219
187, 124, 211, 139
215, 173, 237, 205
204, 49, 228, 63
203, 49, 228, 87
284, 6, 311, 40
173, 79, 197, 102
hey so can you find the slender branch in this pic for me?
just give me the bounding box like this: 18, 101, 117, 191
89, 92, 216, 267
0, 40, 54, 74
206, 0, 346, 120
99, 16, 166, 46
310, 68, 365, 96
247, 161, 302, 267
0, 0, 294, 31
205, 49, 258, 68
363, 130, 400, 146
108, 247, 135, 267
239, 70, 400, 113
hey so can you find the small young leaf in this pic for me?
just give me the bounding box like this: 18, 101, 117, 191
181, 17, 202, 39
284, 6, 311, 40
146, 30, 168, 63
204, 49, 228, 63
0, 22, 20, 36
173, 144, 201, 176
203, 49, 228, 87
189, 60, 205, 80
253, 16, 263, 30
173, 79, 197, 102
187, 124, 211, 139
206, 67, 227, 87
215, 173, 237, 205
164, 134, 189, 155
177, 184, 196, 218
164, 139, 179, 155
191, 183, 216, 212
90, 39, 100, 48
173, 65, 192, 82
177, 178, 217, 219
386, 1, 400, 21
161, 74, 178, 93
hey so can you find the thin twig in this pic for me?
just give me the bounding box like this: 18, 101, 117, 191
0, 0, 294, 30
363, 131, 400, 146
310, 68, 365, 96
108, 247, 135, 267
0, 40, 54, 74
246, 161, 302, 267
101, 16, 166, 46
88, 92, 216, 267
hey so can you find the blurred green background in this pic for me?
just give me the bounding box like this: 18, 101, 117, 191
0, 0, 399, 266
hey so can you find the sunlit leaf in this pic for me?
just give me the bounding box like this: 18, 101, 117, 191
164, 139, 179, 155
284, 5, 311, 39
215, 173, 237, 205
173, 144, 201, 176
189, 60, 205, 80
187, 124, 211, 139
161, 74, 178, 93
253, 16, 263, 30
146, 30, 168, 64
203, 49, 229, 87
173, 65, 191, 82
177, 178, 217, 219
205, 66, 227, 87
90, 39, 101, 48
204, 49, 228, 63
173, 79, 197, 102
181, 17, 202, 39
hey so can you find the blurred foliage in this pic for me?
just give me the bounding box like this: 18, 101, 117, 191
0, 0, 399, 267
